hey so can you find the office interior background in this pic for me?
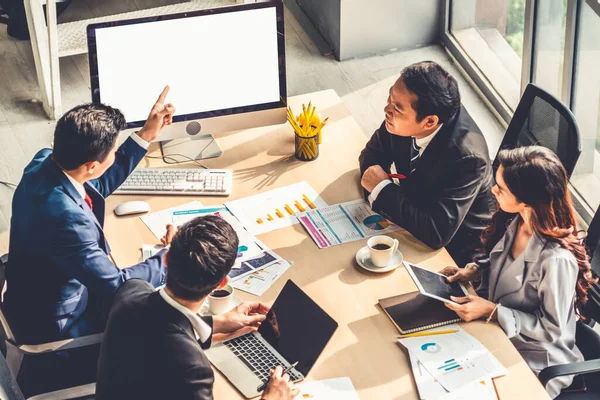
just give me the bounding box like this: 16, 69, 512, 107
0, 0, 598, 256
1, 0, 600, 399
0, 0, 600, 258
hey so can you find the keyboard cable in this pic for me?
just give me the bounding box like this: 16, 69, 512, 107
144, 153, 209, 169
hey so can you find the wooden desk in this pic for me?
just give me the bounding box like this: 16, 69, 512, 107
104, 89, 550, 399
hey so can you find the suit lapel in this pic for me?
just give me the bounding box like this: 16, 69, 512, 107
405, 113, 457, 183
494, 229, 547, 302
487, 218, 516, 300
83, 183, 111, 254
45, 158, 110, 254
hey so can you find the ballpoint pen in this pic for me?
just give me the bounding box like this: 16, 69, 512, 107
388, 173, 406, 180
256, 361, 299, 392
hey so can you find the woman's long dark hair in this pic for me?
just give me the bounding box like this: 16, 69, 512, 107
480, 146, 596, 317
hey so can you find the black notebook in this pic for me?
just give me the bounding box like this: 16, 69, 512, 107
379, 291, 461, 334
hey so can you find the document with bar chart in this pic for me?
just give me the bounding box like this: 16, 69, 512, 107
224, 181, 328, 235
296, 199, 401, 248
398, 325, 506, 392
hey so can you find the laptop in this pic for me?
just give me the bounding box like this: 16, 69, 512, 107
205, 280, 338, 398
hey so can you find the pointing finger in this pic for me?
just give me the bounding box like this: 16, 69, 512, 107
157, 85, 170, 103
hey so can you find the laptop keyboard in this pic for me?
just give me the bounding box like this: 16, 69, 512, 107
224, 334, 302, 383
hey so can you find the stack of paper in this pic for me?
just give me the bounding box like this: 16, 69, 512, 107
399, 325, 505, 398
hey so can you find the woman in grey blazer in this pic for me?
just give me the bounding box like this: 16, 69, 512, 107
441, 146, 596, 399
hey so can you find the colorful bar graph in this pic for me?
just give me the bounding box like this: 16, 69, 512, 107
294, 200, 306, 212
275, 209, 285, 218
284, 204, 295, 215
302, 194, 317, 209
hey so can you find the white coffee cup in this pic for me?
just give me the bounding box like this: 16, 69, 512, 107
367, 236, 399, 267
207, 284, 234, 315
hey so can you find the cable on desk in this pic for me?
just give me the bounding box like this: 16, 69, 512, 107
145, 154, 209, 169
0, 180, 16, 188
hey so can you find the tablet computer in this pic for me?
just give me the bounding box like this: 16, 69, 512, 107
404, 262, 469, 305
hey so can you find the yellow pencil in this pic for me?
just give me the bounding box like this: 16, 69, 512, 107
398, 329, 458, 338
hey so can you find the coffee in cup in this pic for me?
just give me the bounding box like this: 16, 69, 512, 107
367, 235, 399, 267
207, 284, 234, 314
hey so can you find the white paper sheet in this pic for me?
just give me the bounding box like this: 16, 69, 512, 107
398, 325, 506, 392
140, 201, 203, 240
296, 377, 360, 400
225, 181, 327, 235
142, 244, 165, 261
230, 260, 291, 296
409, 352, 498, 400
296, 199, 401, 248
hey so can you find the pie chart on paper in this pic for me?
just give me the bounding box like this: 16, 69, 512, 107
421, 342, 442, 354
363, 214, 390, 231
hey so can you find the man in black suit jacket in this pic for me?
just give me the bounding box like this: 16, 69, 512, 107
359, 61, 495, 266
96, 216, 297, 400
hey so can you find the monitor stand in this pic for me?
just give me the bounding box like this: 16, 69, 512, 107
159, 134, 223, 164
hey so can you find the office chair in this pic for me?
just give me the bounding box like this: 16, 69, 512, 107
493, 83, 581, 178
582, 206, 600, 325
538, 321, 600, 399
0, 349, 25, 400
0, 254, 99, 399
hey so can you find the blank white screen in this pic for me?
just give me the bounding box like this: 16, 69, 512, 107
94, 7, 281, 123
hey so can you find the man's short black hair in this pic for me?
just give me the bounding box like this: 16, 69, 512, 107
400, 61, 461, 124
52, 103, 127, 170
166, 215, 239, 301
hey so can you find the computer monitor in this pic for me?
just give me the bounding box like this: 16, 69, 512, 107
87, 1, 287, 162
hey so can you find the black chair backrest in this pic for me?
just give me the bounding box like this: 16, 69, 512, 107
577, 320, 600, 360
584, 207, 600, 324
493, 83, 581, 178
0, 351, 24, 400
586, 207, 600, 276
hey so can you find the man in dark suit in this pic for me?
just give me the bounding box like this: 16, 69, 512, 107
359, 61, 495, 266
4, 87, 175, 344
96, 215, 297, 400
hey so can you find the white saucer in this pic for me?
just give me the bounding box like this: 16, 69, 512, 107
355, 246, 403, 273
199, 296, 242, 316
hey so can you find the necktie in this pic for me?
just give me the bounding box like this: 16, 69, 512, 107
410, 137, 421, 174
84, 192, 94, 212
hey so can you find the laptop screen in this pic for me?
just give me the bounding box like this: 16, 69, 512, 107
258, 280, 338, 376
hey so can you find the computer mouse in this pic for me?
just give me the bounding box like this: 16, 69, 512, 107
114, 200, 151, 216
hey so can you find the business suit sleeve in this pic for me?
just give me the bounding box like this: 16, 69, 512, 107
48, 211, 166, 300
359, 124, 395, 198
87, 137, 147, 198
372, 155, 487, 250
164, 327, 215, 400
496, 254, 578, 340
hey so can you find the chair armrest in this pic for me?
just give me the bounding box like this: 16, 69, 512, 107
15, 333, 103, 355
539, 359, 600, 387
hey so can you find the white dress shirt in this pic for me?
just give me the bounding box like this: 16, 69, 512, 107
61, 132, 150, 199
158, 288, 212, 344
368, 124, 443, 206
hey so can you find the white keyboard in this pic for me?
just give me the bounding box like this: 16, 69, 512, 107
114, 168, 232, 196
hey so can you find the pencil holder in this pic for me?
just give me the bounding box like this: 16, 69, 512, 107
294, 131, 319, 161
287, 103, 328, 162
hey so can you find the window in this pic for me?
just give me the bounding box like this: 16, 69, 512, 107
444, 0, 600, 219
532, 0, 567, 98
450, 0, 526, 110
570, 0, 600, 211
